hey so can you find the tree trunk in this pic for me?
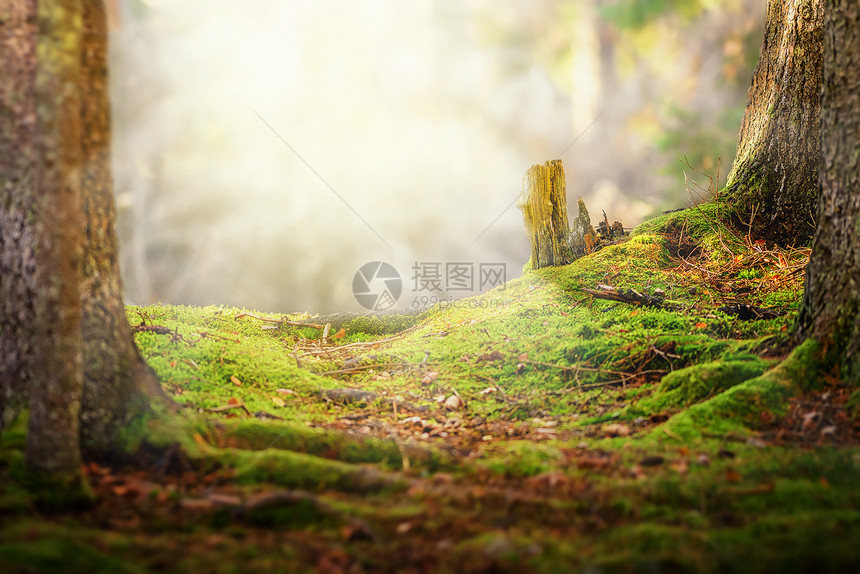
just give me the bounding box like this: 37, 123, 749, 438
795, 0, 860, 384
519, 160, 573, 269
0, 0, 38, 430
1, 0, 168, 465
78, 0, 165, 452
724, 0, 823, 245
26, 0, 85, 480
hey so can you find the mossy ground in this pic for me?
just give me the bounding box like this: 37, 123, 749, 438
2, 206, 858, 572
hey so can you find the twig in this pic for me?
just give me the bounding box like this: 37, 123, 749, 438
235, 312, 325, 330
318, 362, 407, 376
203, 402, 252, 416
297, 325, 423, 357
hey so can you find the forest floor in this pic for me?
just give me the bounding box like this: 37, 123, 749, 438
1, 204, 859, 573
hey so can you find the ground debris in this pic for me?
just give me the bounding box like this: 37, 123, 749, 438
581, 283, 684, 310
761, 382, 859, 446
717, 303, 785, 320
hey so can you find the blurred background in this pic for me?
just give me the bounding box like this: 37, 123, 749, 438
109, 0, 765, 313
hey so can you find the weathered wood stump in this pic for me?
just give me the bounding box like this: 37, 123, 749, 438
570, 197, 600, 258
518, 160, 572, 269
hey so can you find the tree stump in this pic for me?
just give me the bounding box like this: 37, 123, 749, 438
570, 197, 600, 258
518, 160, 572, 269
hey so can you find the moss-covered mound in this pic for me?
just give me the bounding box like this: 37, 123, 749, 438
2, 205, 857, 573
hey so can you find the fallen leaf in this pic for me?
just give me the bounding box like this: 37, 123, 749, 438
192, 433, 209, 449
801, 411, 820, 429
694, 322, 708, 329
725, 469, 742, 483
333, 328, 346, 339
480, 387, 498, 395
230, 375, 242, 387
271, 397, 285, 407
169, 360, 177, 368
421, 371, 439, 385
444, 395, 462, 410
227, 397, 240, 406
603, 423, 632, 437
518, 353, 528, 361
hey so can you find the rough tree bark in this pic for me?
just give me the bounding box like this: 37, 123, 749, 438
0, 0, 39, 430
795, 0, 860, 384
724, 0, 823, 245
78, 0, 165, 451
25, 0, 86, 480
0, 0, 168, 477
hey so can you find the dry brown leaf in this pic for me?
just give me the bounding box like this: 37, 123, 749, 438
725, 469, 742, 483
603, 423, 632, 437
444, 395, 462, 410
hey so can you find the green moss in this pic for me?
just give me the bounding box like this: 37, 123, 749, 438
644, 356, 773, 410
19, 202, 834, 570
216, 447, 402, 493
657, 339, 823, 439
847, 389, 860, 419
207, 418, 448, 470
0, 522, 142, 574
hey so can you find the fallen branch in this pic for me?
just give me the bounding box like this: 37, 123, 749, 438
132, 324, 172, 335
580, 284, 684, 310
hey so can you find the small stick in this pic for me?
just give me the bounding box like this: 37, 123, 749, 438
235, 312, 325, 330
203, 402, 252, 416
318, 362, 407, 376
